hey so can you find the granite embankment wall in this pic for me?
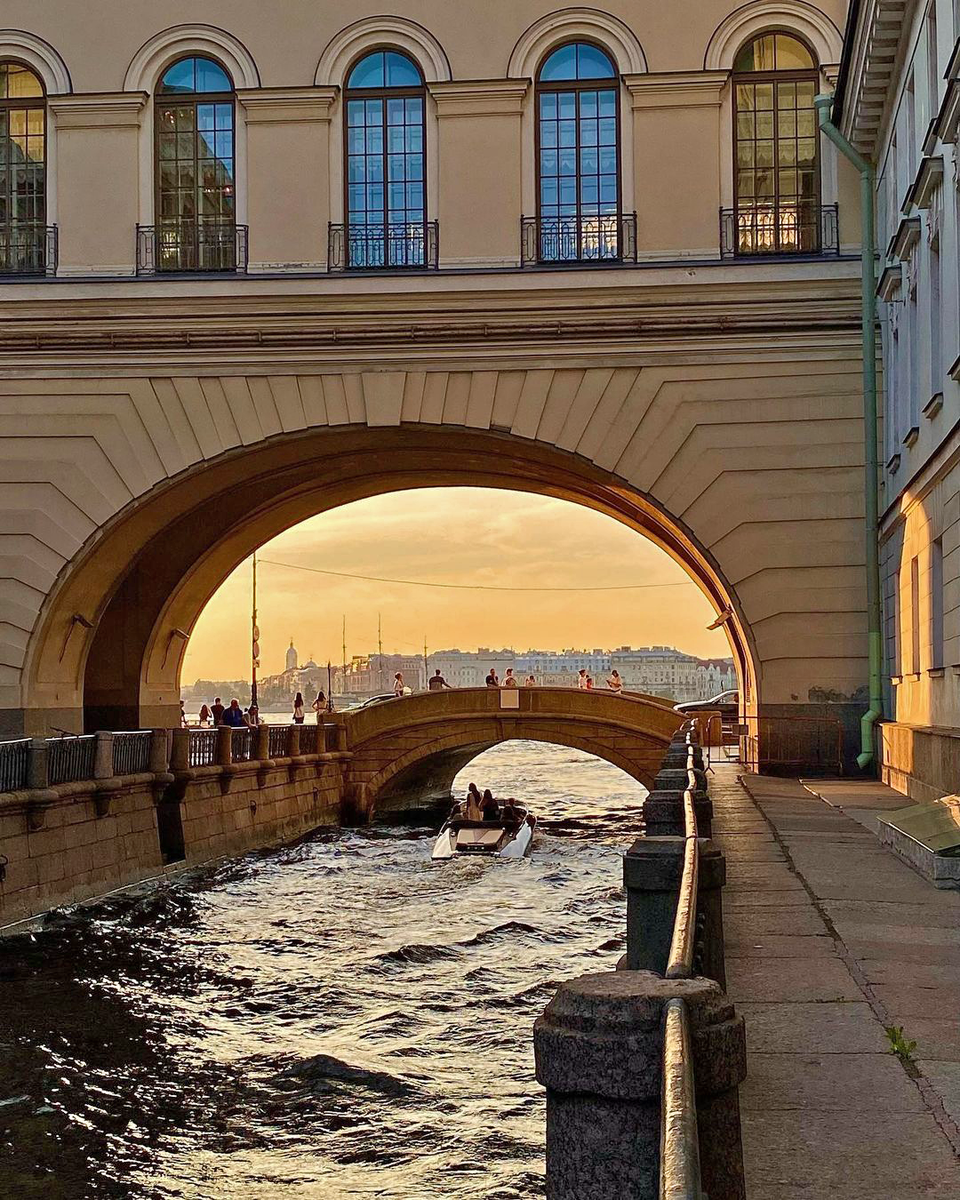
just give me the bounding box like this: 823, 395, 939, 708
0, 726, 348, 927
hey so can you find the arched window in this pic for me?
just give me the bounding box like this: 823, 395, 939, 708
732, 32, 821, 254
534, 42, 623, 263
153, 56, 239, 272
344, 50, 428, 269
0, 61, 50, 275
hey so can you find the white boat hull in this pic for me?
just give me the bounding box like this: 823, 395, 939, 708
431, 813, 535, 860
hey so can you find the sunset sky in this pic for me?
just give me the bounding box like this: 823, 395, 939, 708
183, 488, 732, 681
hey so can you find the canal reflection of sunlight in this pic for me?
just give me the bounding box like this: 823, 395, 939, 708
1, 741, 646, 1199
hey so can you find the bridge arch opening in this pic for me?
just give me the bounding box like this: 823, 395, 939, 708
19, 424, 754, 735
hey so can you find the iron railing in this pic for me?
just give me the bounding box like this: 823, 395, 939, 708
112, 731, 152, 776
720, 203, 839, 258
328, 221, 439, 271
136, 221, 248, 275
659, 729, 706, 1199
268, 725, 290, 759
299, 724, 321, 755
740, 713, 844, 776
0, 739, 30, 791
0, 224, 57, 276
47, 735, 96, 786
230, 727, 255, 763
521, 213, 637, 266
188, 728, 218, 768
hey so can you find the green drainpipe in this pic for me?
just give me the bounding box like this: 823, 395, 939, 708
814, 94, 882, 771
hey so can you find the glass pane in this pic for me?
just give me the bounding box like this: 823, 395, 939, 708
195, 58, 232, 93
775, 34, 815, 69
347, 99, 366, 126
3, 63, 43, 98
385, 51, 422, 86
159, 58, 195, 94
576, 43, 616, 79
197, 104, 216, 131
348, 52, 385, 89
539, 44, 577, 81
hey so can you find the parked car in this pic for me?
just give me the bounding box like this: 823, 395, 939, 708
674, 690, 739, 718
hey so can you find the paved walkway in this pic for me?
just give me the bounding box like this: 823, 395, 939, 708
710, 764, 960, 1198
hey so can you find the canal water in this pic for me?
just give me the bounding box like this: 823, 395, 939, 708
1, 741, 646, 1199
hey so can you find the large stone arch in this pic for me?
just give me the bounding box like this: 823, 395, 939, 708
19, 420, 755, 735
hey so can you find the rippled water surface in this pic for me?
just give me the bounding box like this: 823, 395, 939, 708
1, 742, 646, 1199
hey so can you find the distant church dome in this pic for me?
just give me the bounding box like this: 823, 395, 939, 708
285, 639, 298, 672
303, 658, 318, 670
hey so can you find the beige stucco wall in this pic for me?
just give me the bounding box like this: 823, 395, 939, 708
0, 1, 853, 270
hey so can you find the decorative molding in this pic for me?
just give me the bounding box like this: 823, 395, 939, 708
702, 1, 842, 71
887, 452, 901, 474
123, 24, 261, 91
923, 393, 943, 419
315, 16, 451, 85
48, 92, 147, 129
428, 79, 529, 118
840, 0, 912, 154
892, 216, 921, 261
902, 425, 920, 449
0, 28, 72, 94
877, 262, 902, 301
238, 87, 339, 123
623, 71, 727, 109
913, 156, 944, 210
507, 7, 647, 78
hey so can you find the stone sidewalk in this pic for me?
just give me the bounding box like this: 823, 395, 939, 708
710, 764, 960, 1198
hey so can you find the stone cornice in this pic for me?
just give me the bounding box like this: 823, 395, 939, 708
840, 0, 920, 156
623, 71, 727, 109
428, 79, 529, 117
0, 271, 862, 361
237, 86, 339, 122
48, 91, 147, 129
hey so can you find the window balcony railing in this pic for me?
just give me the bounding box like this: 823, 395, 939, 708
720, 204, 839, 258
521, 213, 637, 266
136, 221, 248, 275
328, 221, 439, 271
0, 224, 58, 276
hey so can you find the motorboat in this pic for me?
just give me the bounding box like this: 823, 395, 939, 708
431, 804, 536, 860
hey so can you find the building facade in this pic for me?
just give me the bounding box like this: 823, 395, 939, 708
0, 2, 872, 775
840, 0, 960, 797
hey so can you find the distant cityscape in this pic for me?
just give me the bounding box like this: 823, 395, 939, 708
182, 642, 737, 709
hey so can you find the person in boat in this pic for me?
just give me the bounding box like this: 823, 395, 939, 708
464, 783, 483, 821
500, 797, 520, 824
480, 788, 500, 822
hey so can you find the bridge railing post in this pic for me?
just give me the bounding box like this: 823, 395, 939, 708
287, 724, 301, 758
93, 731, 114, 780
623, 837, 685, 973
170, 728, 190, 773
216, 725, 233, 767
255, 723, 271, 764
149, 729, 170, 774
26, 737, 48, 790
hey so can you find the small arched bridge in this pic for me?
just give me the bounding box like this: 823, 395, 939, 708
336, 687, 684, 815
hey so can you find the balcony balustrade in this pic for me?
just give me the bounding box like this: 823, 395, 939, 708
136, 220, 248, 275
720, 203, 839, 258
328, 221, 439, 271
521, 212, 637, 266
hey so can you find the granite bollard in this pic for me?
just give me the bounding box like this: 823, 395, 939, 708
534, 970, 746, 1200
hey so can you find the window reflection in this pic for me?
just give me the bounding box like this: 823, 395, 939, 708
733, 33, 820, 254
345, 50, 426, 268
0, 61, 47, 273
155, 56, 236, 271
536, 41, 621, 262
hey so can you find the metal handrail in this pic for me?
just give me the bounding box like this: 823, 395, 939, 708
660, 997, 706, 1200
664, 748, 700, 980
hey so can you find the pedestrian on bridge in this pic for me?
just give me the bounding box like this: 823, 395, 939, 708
428, 669, 449, 691
606, 670, 624, 694
577, 669, 588, 689
293, 693, 305, 724
502, 668, 518, 688
221, 699, 246, 728
198, 703, 210, 726
394, 672, 404, 697
312, 691, 327, 721
212, 697, 224, 726
485, 669, 499, 687
524, 675, 537, 687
